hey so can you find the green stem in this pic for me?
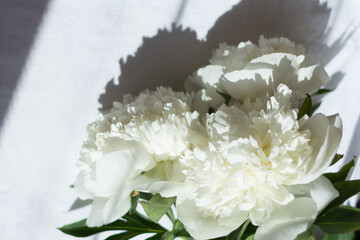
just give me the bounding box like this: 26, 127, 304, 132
166, 208, 176, 224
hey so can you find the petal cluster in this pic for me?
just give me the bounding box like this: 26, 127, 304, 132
188, 36, 329, 114
75, 87, 200, 226
72, 37, 343, 240
177, 85, 341, 239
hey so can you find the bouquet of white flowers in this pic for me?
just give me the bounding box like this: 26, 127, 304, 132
60, 37, 359, 240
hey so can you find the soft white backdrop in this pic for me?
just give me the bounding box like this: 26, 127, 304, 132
0, 1, 359, 239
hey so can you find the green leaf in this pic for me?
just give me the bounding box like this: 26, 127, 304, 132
139, 192, 153, 201
295, 229, 314, 240
245, 235, 255, 240
161, 220, 191, 240
172, 220, 191, 238
298, 94, 312, 120
69, 184, 74, 188
316, 206, 360, 234
165, 208, 176, 224
146, 233, 164, 240
320, 180, 360, 215
226, 219, 251, 240
216, 90, 232, 105
140, 194, 176, 223
161, 232, 175, 240
325, 157, 356, 183
105, 231, 140, 240
330, 154, 344, 166
323, 232, 355, 240
240, 222, 257, 240
314, 88, 334, 95
59, 211, 166, 237
59, 219, 107, 237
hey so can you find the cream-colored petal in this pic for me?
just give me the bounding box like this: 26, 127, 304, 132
255, 198, 317, 240
249, 53, 304, 69
291, 176, 338, 212
296, 114, 342, 184
294, 65, 330, 95
188, 65, 224, 90
221, 69, 272, 100
176, 194, 243, 240
86, 197, 108, 227
89, 150, 134, 197
192, 89, 225, 115
74, 170, 94, 200
102, 188, 132, 224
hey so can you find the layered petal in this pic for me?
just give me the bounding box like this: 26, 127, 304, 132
185, 36, 329, 109
255, 198, 317, 240
294, 114, 342, 184
176, 189, 247, 239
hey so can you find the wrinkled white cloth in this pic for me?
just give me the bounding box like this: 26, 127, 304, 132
0, 0, 359, 240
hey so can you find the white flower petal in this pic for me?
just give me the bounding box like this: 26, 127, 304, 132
131, 160, 186, 197
102, 188, 132, 224
221, 69, 272, 100
74, 170, 94, 200
255, 198, 317, 240
186, 36, 326, 102
291, 176, 338, 212
176, 193, 245, 239
294, 65, 330, 95
75, 87, 200, 227
135, 181, 185, 197
295, 114, 342, 184
249, 53, 304, 69
193, 89, 225, 115
86, 197, 108, 227
87, 146, 155, 197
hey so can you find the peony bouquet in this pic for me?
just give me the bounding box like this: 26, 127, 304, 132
60, 37, 360, 240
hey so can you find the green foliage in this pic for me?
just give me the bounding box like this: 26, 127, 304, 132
105, 231, 142, 240
59, 211, 166, 238
316, 206, 360, 234
314, 88, 334, 95
226, 219, 251, 240
298, 94, 312, 119
295, 229, 314, 240
211, 220, 257, 240
325, 157, 356, 183
140, 193, 176, 223
216, 90, 232, 105
130, 191, 140, 214
244, 235, 255, 240
320, 180, 360, 215
323, 232, 355, 240
160, 220, 191, 239
330, 154, 344, 166
139, 192, 153, 201
62, 155, 360, 240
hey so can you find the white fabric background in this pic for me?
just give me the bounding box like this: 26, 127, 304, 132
0, 0, 359, 239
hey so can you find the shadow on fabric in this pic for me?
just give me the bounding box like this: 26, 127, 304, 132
98, 0, 352, 111
0, 0, 50, 130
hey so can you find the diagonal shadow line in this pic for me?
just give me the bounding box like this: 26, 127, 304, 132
0, 0, 50, 132
174, 0, 188, 24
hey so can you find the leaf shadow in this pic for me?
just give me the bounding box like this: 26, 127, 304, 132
99, 0, 352, 111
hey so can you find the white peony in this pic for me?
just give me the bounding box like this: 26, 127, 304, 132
177, 84, 342, 240
187, 36, 329, 114
75, 87, 201, 227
